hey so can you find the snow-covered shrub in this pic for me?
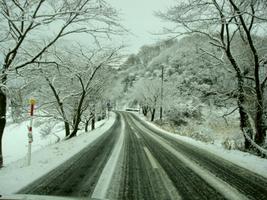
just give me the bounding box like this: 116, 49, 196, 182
39, 121, 61, 143
190, 131, 214, 143
33, 119, 44, 128
40, 122, 56, 138
165, 100, 203, 126
165, 108, 188, 126
222, 136, 244, 150
175, 125, 214, 143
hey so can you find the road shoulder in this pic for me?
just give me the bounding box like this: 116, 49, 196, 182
0, 113, 117, 195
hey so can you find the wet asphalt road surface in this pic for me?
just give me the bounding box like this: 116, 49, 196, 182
18, 114, 121, 197
18, 112, 267, 200
128, 113, 267, 200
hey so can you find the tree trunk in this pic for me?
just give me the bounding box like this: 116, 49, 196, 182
251, 34, 266, 146
91, 116, 95, 130
69, 92, 85, 138
142, 106, 148, 116
254, 91, 265, 145
229, 0, 266, 147
70, 116, 80, 138
47, 80, 70, 137
85, 120, 89, 132
0, 89, 7, 168
238, 95, 253, 149
150, 108, 156, 122
64, 121, 70, 137
250, 36, 265, 145
226, 50, 253, 149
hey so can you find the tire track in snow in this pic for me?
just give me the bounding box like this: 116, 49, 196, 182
91, 113, 125, 199
128, 113, 249, 200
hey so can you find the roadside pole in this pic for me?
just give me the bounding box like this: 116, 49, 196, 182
27, 98, 36, 166
107, 101, 111, 120
160, 64, 164, 121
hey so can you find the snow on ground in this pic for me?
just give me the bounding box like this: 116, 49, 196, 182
3, 120, 63, 165
0, 112, 116, 195
136, 113, 267, 179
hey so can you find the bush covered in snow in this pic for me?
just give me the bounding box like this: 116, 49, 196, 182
222, 136, 244, 150
165, 103, 202, 126
174, 123, 215, 143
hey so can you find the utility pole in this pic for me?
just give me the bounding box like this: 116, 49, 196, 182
160, 64, 164, 121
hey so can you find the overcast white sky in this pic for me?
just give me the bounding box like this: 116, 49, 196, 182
108, 0, 175, 54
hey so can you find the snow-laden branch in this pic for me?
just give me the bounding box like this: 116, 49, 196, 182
243, 128, 267, 156
1, 0, 124, 73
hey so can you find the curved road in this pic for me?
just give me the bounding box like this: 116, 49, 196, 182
18, 111, 267, 200
120, 112, 267, 200
18, 114, 122, 197
129, 113, 267, 199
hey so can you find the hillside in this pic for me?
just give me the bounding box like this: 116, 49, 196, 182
113, 34, 267, 152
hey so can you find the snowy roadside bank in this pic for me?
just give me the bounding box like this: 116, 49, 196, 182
134, 113, 267, 179
0, 112, 116, 195
3, 114, 107, 165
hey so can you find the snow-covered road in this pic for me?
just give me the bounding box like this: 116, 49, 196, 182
1, 111, 267, 200
99, 112, 266, 200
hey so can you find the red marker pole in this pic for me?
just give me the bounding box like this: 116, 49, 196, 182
27, 99, 36, 166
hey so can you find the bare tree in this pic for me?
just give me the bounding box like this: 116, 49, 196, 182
157, 0, 267, 151
26, 44, 123, 138
68, 47, 123, 138
131, 79, 161, 121
0, 0, 123, 167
